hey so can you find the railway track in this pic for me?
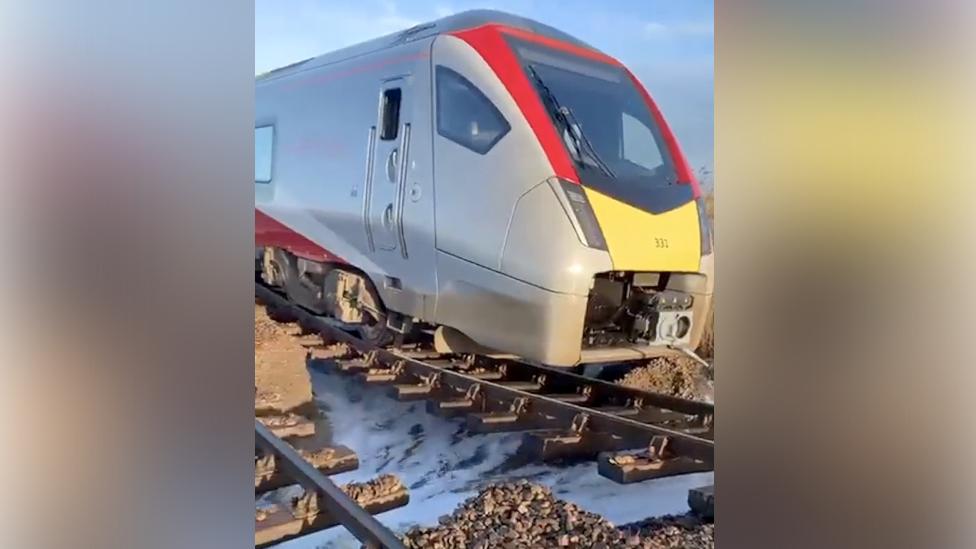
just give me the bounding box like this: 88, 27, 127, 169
255, 416, 408, 547
256, 284, 714, 486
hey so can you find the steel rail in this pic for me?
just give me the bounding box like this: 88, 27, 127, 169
254, 421, 405, 549
472, 357, 714, 419
384, 349, 714, 462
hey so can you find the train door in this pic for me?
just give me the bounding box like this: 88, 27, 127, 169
365, 78, 412, 257
357, 52, 438, 323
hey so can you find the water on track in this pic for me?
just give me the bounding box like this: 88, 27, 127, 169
276, 363, 713, 548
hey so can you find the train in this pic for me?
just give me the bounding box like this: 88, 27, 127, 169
255, 10, 713, 368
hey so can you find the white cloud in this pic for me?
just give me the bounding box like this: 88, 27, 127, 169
434, 4, 456, 19
643, 22, 668, 37
643, 20, 713, 39
377, 0, 420, 31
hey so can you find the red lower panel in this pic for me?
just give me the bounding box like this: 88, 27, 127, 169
255, 209, 346, 264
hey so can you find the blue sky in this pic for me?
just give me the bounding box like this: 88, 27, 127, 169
256, 0, 713, 176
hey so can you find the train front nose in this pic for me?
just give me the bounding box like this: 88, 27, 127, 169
498, 175, 714, 365
583, 187, 703, 273
576, 187, 714, 360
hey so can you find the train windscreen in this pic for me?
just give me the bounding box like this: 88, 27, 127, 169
510, 39, 694, 214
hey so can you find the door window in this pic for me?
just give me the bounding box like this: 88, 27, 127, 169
380, 88, 402, 140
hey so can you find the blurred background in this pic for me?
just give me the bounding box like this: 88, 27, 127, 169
717, 1, 976, 547
1, 1, 974, 548
0, 1, 255, 547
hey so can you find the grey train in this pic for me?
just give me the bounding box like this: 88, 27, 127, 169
255, 10, 713, 367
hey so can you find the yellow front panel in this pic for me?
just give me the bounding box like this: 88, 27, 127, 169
585, 188, 701, 272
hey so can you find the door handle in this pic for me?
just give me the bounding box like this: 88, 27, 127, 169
386, 148, 399, 183
394, 123, 411, 258
362, 126, 377, 253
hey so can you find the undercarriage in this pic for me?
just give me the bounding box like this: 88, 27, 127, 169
583, 272, 697, 350
257, 247, 406, 345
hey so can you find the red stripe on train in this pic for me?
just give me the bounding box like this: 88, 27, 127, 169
495, 25, 622, 67
451, 24, 700, 197
623, 68, 701, 198
255, 209, 346, 263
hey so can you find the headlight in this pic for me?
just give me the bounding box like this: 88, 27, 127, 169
551, 178, 608, 250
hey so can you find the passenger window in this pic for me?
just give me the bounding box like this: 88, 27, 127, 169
255, 125, 274, 183
621, 112, 664, 171
380, 88, 402, 140
436, 66, 510, 154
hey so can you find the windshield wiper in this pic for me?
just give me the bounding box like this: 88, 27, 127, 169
561, 103, 616, 179
526, 67, 582, 158
526, 66, 615, 179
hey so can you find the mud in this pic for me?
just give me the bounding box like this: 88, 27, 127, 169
254, 303, 315, 416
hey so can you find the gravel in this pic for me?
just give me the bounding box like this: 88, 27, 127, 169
615, 357, 712, 402
314, 342, 358, 360
401, 481, 713, 549
620, 514, 714, 549
298, 446, 337, 462
342, 474, 405, 503
256, 413, 306, 428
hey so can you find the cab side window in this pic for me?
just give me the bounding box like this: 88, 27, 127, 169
436, 66, 510, 154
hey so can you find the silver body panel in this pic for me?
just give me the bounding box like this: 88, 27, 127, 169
434, 250, 590, 364
256, 38, 438, 322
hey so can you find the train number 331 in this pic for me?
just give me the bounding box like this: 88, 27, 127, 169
654, 237, 670, 249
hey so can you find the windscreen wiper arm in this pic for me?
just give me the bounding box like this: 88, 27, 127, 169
560, 103, 616, 179
526, 66, 615, 178
526, 66, 582, 159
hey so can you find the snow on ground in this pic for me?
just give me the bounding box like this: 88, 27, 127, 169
277, 362, 713, 548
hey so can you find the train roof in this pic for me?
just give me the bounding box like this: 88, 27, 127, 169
257, 9, 595, 84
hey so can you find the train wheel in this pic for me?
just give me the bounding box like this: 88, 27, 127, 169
358, 312, 394, 347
